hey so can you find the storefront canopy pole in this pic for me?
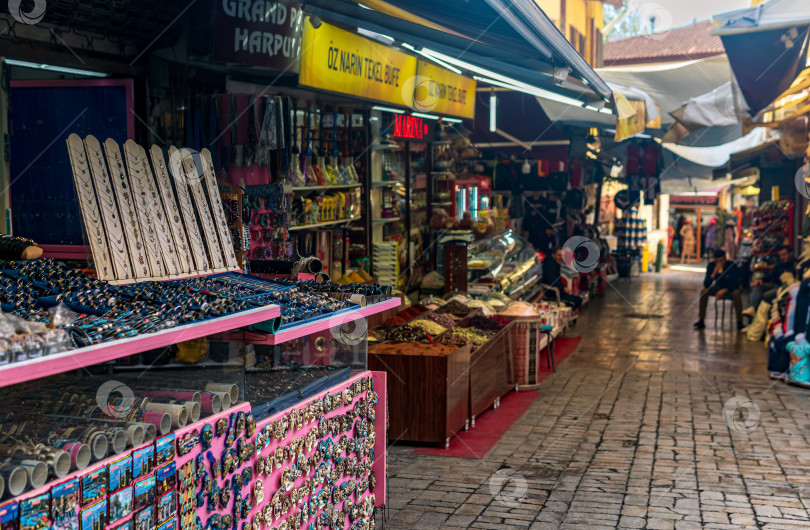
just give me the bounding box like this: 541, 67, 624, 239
488, 0, 613, 102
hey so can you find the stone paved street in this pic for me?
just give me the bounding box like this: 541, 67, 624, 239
381, 271, 810, 529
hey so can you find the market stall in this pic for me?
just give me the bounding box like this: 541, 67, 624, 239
0, 132, 397, 530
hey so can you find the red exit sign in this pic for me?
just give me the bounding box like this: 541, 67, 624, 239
393, 114, 430, 140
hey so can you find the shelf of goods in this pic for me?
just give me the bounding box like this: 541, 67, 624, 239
214, 298, 401, 346
289, 216, 362, 231
0, 304, 281, 387
0, 371, 386, 530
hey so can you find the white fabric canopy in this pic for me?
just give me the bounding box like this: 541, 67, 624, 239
713, 0, 810, 36
596, 56, 733, 127
662, 127, 779, 167
673, 81, 750, 128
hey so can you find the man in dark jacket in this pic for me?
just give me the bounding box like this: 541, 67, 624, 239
542, 246, 582, 309
742, 245, 795, 317
695, 249, 743, 330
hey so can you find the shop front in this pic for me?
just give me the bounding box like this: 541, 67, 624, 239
0, 0, 617, 527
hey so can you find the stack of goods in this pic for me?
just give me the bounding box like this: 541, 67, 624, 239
243, 286, 356, 329
0, 259, 383, 361
751, 200, 793, 278
434, 299, 473, 317
372, 242, 398, 288
333, 268, 374, 285
437, 315, 509, 350
278, 278, 393, 305
615, 208, 647, 250
0, 376, 239, 497
292, 189, 362, 226
0, 259, 260, 358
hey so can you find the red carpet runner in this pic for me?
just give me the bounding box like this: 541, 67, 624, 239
412, 336, 582, 459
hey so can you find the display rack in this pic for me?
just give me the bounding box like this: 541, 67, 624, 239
213, 298, 401, 345
0, 305, 281, 388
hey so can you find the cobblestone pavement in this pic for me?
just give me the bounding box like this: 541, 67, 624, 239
381, 271, 810, 529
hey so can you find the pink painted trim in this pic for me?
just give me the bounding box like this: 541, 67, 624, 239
372, 370, 387, 507
213, 298, 401, 345
10, 78, 136, 138
0, 304, 280, 389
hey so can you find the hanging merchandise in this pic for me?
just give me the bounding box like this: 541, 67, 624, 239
615, 208, 647, 251
750, 200, 793, 279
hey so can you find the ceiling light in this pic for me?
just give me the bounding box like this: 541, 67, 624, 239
442, 117, 464, 123
401, 43, 463, 74
411, 112, 439, 120
489, 91, 497, 132
371, 106, 405, 114
5, 59, 108, 77
473, 75, 613, 114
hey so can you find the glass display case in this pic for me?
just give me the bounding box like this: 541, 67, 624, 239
466, 230, 543, 299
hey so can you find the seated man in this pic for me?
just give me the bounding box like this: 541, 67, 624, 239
542, 246, 582, 310
742, 244, 795, 318
694, 249, 743, 330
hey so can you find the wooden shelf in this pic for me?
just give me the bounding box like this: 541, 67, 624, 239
288, 216, 362, 231
372, 217, 402, 226
291, 184, 361, 193
371, 181, 404, 189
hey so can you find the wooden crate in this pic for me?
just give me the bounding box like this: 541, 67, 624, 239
368, 343, 470, 446
468, 321, 514, 421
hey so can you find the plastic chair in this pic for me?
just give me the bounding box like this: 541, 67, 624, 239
714, 294, 735, 328
540, 324, 555, 371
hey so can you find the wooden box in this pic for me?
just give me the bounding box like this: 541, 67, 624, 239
468, 322, 514, 421
368, 343, 470, 446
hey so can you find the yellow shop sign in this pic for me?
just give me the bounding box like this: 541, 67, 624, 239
299, 19, 417, 108
299, 19, 477, 119
412, 59, 476, 119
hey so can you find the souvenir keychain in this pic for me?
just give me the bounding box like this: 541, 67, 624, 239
236, 411, 246, 433
207, 451, 221, 479
201, 423, 214, 450
215, 417, 228, 437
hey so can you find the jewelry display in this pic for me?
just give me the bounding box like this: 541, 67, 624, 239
65, 134, 114, 281
82, 135, 134, 281
167, 146, 210, 273
149, 145, 194, 274
104, 138, 152, 278
178, 148, 228, 272
125, 140, 180, 277
200, 149, 239, 270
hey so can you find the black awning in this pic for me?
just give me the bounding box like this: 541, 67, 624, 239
301, 0, 612, 105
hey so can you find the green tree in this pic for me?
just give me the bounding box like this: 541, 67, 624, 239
603, 5, 646, 41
